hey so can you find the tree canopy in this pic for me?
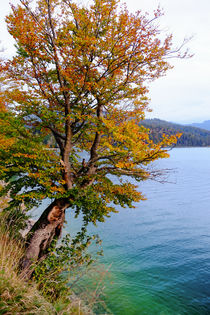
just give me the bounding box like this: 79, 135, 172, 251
0, 0, 186, 269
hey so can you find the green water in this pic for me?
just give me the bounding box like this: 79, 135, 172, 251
66, 148, 210, 314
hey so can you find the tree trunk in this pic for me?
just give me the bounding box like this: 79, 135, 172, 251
20, 198, 70, 278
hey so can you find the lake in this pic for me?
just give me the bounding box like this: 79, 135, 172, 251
65, 147, 210, 314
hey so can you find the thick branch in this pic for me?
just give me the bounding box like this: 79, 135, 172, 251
89, 101, 103, 161
50, 128, 65, 153
48, 126, 66, 141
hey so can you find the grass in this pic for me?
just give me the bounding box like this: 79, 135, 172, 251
0, 229, 54, 314
0, 186, 108, 315
0, 225, 93, 315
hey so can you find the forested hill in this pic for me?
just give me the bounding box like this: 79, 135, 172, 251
141, 119, 210, 147
188, 120, 210, 131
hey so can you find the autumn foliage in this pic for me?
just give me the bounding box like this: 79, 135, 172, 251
0, 0, 184, 268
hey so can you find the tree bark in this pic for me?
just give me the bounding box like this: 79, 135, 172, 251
20, 198, 70, 278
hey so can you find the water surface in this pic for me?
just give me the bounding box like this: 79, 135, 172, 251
66, 148, 210, 314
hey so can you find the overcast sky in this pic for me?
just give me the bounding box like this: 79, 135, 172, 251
1, 0, 210, 123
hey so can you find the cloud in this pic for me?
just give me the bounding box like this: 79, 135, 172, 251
1, 0, 209, 123
125, 0, 210, 123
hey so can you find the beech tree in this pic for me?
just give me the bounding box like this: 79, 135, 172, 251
0, 0, 186, 273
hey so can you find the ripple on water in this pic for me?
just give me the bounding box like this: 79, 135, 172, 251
63, 148, 210, 315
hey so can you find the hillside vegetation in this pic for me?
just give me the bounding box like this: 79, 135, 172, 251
0, 224, 94, 315
141, 119, 210, 147
0, 231, 54, 314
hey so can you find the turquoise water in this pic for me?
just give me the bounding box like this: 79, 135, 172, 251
65, 148, 210, 314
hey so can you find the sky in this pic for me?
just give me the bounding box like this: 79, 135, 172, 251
0, 0, 210, 124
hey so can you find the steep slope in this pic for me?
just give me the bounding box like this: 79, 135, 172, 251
141, 119, 210, 146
